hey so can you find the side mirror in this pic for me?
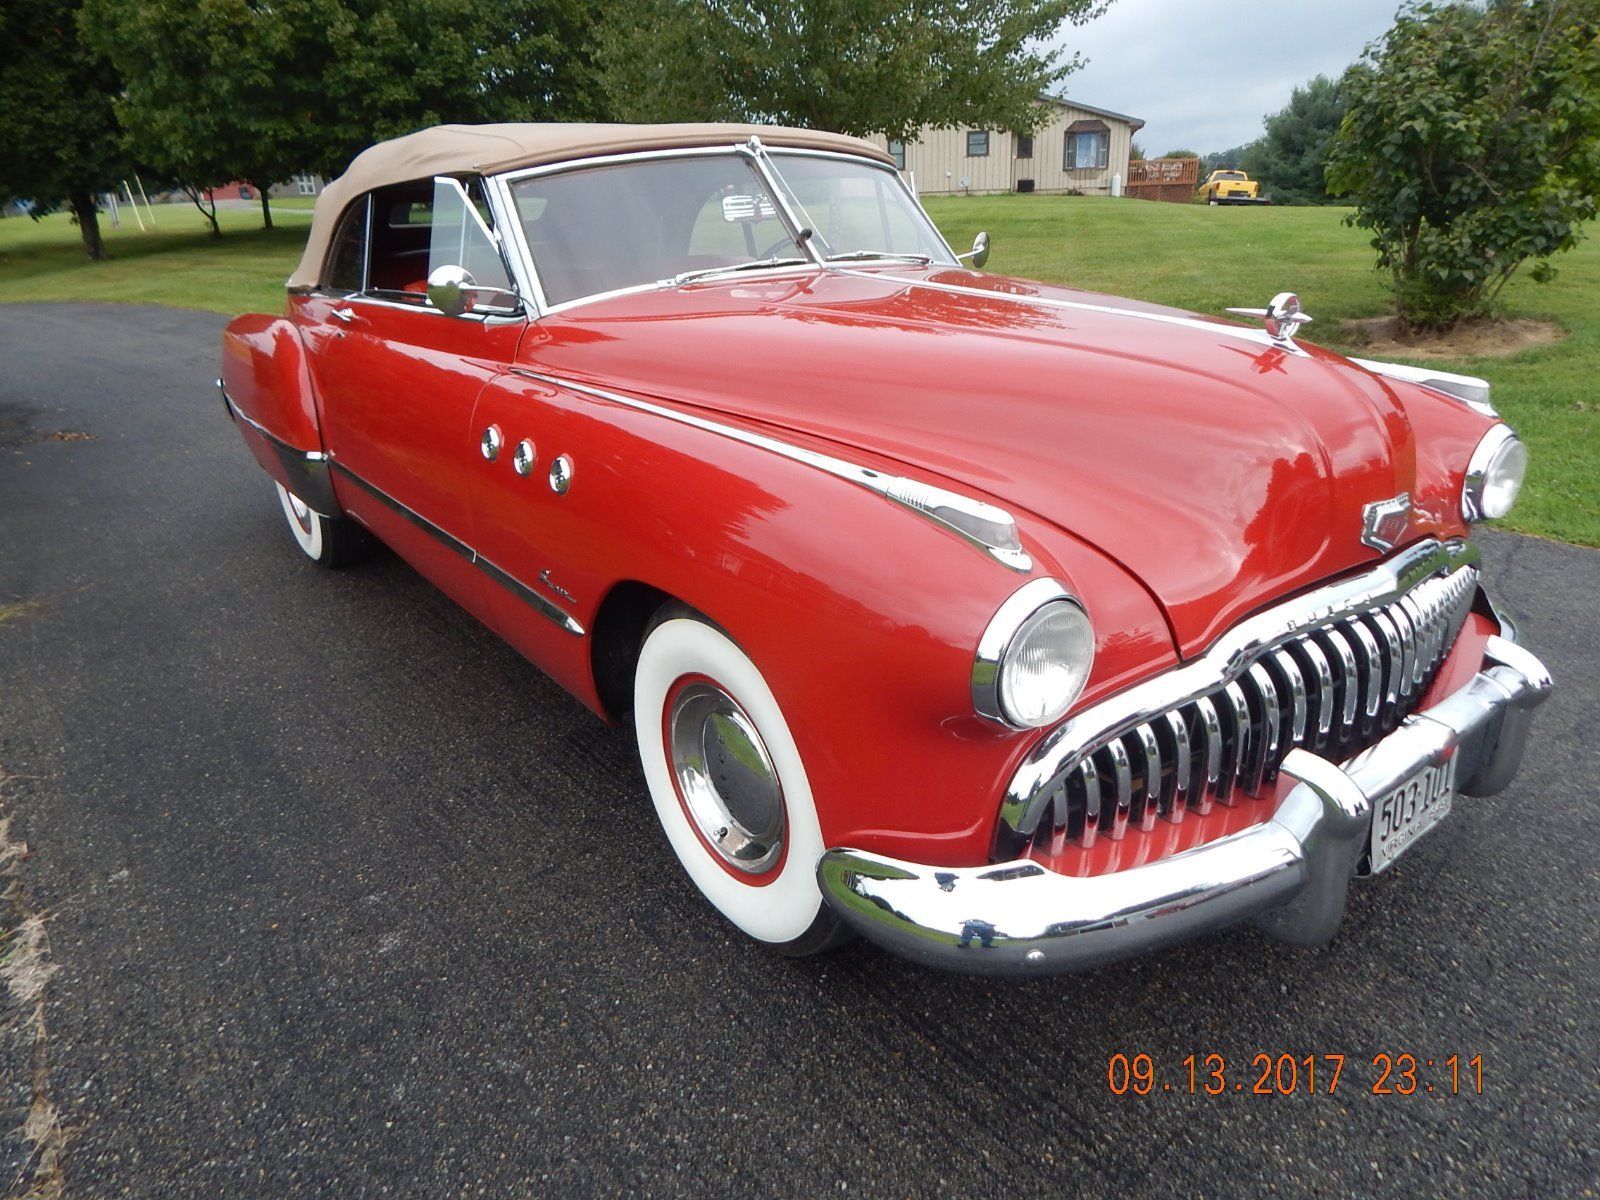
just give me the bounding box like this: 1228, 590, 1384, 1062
957, 231, 991, 269
427, 264, 475, 316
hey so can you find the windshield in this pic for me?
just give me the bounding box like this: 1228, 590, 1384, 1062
508, 150, 953, 308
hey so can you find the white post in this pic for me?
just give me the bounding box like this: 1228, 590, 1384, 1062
123, 181, 147, 232
106, 191, 121, 230
134, 174, 156, 228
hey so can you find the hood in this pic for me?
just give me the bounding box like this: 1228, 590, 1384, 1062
527, 268, 1424, 655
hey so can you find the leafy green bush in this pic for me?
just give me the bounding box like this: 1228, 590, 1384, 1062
1327, 0, 1600, 330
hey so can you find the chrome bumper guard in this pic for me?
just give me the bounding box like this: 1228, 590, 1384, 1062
817, 634, 1551, 976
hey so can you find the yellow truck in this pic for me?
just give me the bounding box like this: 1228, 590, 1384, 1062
1197, 169, 1271, 205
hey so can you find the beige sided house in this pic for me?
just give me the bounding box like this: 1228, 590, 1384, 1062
872, 96, 1143, 196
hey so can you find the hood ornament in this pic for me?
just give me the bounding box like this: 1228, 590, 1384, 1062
1362, 492, 1413, 552
1227, 291, 1313, 349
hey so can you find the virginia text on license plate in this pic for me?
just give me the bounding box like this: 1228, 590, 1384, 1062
1369, 757, 1456, 874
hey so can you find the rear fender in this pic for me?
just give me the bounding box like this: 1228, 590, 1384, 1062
220, 314, 338, 515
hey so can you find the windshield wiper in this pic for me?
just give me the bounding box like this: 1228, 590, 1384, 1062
668, 256, 812, 287
823, 250, 932, 265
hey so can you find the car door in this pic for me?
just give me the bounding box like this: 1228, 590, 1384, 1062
299, 177, 526, 617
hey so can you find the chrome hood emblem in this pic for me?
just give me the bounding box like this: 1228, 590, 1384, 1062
1227, 291, 1313, 350
1362, 492, 1413, 552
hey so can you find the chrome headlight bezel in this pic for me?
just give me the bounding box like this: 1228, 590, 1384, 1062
1462, 424, 1527, 522
972, 579, 1096, 730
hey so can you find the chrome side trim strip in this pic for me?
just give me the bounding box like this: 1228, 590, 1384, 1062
328, 462, 585, 637
999, 538, 1480, 844
509, 367, 1032, 572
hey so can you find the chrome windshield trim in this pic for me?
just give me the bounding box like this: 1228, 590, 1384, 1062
509, 367, 1031, 571
1000, 538, 1480, 839
493, 143, 954, 316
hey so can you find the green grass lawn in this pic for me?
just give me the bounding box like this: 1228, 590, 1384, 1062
2, 193, 1594, 544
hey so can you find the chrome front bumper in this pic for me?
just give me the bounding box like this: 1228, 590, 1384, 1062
817, 634, 1551, 976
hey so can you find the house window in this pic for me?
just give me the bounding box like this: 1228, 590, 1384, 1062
966, 130, 990, 157
1016, 134, 1034, 160
295, 174, 318, 196
888, 139, 906, 171
1064, 120, 1111, 170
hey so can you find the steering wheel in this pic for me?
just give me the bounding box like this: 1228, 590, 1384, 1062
756, 234, 800, 260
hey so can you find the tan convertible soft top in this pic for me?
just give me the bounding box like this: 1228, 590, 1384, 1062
287, 122, 894, 290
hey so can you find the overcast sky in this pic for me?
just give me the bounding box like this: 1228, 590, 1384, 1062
1049, 0, 1403, 154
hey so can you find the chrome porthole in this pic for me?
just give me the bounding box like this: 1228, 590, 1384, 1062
549, 454, 573, 494
480, 424, 503, 462
666, 680, 785, 874
512, 438, 536, 477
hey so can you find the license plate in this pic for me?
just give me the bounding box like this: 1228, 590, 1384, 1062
1369, 757, 1456, 874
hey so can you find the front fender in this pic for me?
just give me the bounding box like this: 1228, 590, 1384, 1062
493, 372, 1176, 867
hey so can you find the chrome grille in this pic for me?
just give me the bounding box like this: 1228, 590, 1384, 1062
1022, 564, 1480, 851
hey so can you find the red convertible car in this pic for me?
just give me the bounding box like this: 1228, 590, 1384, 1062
220, 123, 1550, 973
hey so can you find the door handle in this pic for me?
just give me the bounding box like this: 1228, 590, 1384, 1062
331, 307, 356, 323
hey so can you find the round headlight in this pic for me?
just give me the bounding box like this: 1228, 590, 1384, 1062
1463, 426, 1527, 521
998, 600, 1095, 727
973, 580, 1096, 729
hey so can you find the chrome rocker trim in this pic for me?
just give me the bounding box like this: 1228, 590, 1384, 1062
818, 632, 1550, 976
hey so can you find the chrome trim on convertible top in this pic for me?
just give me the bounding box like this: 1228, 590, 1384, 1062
508, 367, 1032, 571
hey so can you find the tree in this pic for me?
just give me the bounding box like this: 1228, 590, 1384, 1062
84, 0, 609, 233
0, 0, 129, 259
1238, 74, 1344, 205
1203, 145, 1255, 173
597, 0, 1112, 142
1157, 148, 1200, 160
1327, 0, 1600, 330
1129, 140, 1145, 161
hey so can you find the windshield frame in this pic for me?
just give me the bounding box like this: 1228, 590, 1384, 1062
489, 144, 958, 317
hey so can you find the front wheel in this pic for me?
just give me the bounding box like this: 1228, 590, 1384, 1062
634, 607, 846, 956
274, 482, 375, 567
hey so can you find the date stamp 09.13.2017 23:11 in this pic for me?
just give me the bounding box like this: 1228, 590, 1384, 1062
1107, 1052, 1486, 1097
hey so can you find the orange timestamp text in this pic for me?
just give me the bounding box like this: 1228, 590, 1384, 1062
1106, 1052, 1485, 1097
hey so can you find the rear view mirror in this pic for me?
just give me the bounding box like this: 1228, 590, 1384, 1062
957, 231, 991, 269
426, 264, 476, 317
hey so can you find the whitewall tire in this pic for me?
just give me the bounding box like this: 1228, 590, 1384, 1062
274, 482, 375, 568
634, 609, 844, 954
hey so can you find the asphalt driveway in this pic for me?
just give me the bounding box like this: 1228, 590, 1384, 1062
0, 304, 1595, 1198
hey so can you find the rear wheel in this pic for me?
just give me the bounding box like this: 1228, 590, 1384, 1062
633, 606, 846, 956
274, 482, 375, 568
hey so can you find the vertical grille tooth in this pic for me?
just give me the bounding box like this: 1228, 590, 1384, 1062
1318, 627, 1362, 748
1389, 601, 1419, 700
1366, 608, 1405, 726
1400, 595, 1432, 690
1072, 756, 1100, 849
1135, 724, 1162, 832
1160, 709, 1190, 822
1190, 696, 1222, 815
1215, 682, 1251, 805
1347, 618, 1385, 738
1294, 638, 1336, 751
1103, 738, 1133, 840
1242, 662, 1280, 796
1271, 648, 1309, 748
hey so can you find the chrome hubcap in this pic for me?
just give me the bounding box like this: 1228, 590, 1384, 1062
287, 493, 313, 530
667, 682, 784, 874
